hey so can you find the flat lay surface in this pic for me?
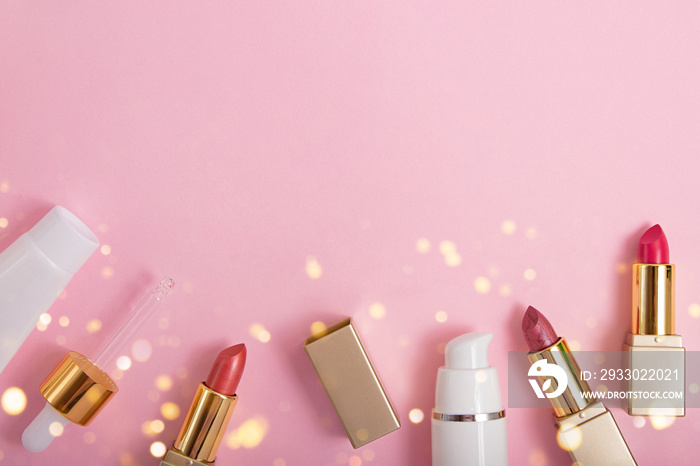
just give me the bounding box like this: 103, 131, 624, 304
1, 2, 700, 465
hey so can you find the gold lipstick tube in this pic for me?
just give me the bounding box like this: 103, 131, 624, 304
529, 338, 637, 465
624, 263, 685, 416
159, 383, 237, 466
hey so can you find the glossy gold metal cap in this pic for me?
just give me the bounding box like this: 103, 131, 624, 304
304, 318, 400, 448
40, 352, 118, 426
632, 264, 674, 335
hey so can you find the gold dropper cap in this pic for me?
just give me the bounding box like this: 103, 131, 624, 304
40, 351, 118, 426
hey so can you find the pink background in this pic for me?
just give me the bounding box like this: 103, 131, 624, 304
1, 2, 699, 465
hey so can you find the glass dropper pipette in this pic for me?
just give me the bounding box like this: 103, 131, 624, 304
22, 277, 175, 453
92, 277, 174, 370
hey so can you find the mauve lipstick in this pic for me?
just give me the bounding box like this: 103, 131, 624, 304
160, 344, 246, 466
523, 306, 636, 465
522, 306, 558, 351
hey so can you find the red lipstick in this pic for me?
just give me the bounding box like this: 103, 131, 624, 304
523, 306, 636, 465
624, 224, 685, 417
160, 344, 246, 466
637, 224, 670, 264
206, 343, 246, 396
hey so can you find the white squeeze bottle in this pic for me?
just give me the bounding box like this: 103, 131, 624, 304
432, 332, 507, 466
0, 206, 98, 375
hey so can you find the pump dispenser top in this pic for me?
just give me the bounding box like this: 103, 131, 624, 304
445, 332, 491, 369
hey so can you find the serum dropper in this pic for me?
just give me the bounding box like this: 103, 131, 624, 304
22, 278, 174, 452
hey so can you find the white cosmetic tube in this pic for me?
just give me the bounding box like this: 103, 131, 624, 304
0, 206, 98, 375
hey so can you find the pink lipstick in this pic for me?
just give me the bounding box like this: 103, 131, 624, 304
523, 306, 636, 465
624, 224, 685, 417
160, 344, 246, 466
637, 224, 670, 264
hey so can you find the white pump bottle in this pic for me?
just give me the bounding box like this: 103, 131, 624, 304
431, 332, 507, 466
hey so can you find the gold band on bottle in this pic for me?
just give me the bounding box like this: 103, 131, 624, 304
632, 264, 674, 335
526, 338, 594, 418
40, 352, 118, 426
171, 383, 237, 463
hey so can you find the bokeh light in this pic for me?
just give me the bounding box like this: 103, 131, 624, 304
650, 415, 675, 430
369, 303, 386, 319
439, 241, 456, 254
132, 339, 152, 362
155, 375, 173, 391
306, 256, 323, 279
556, 423, 582, 451
116, 356, 132, 371
249, 323, 271, 343
689, 303, 700, 318
1, 387, 27, 415
86, 319, 102, 333
501, 220, 516, 235
49, 422, 64, 437
141, 420, 165, 436
150, 441, 167, 457
444, 252, 461, 267
310, 321, 326, 334
160, 402, 180, 421
416, 238, 431, 253
474, 277, 491, 294
225, 416, 269, 449
435, 311, 447, 323
408, 408, 424, 424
